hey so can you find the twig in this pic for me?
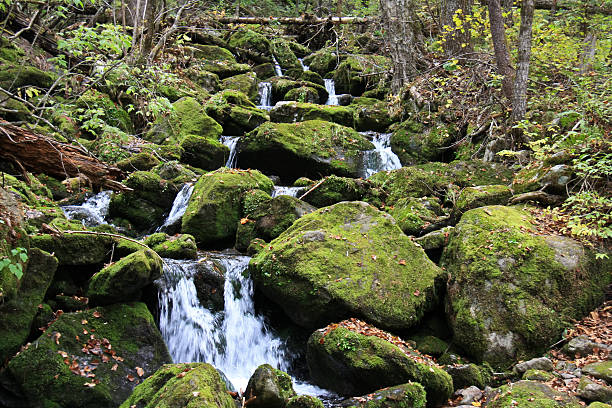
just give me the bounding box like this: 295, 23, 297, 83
298, 177, 327, 200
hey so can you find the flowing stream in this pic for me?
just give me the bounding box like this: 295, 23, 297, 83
271, 186, 304, 198
361, 131, 402, 178
256, 82, 274, 111
61, 190, 111, 227
220, 136, 240, 168
324, 79, 338, 106
157, 183, 194, 232
298, 58, 309, 71
272, 56, 283, 77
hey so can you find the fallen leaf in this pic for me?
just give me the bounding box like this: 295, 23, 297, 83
192, 392, 200, 397
413, 290, 420, 296
240, 218, 250, 225
111, 364, 118, 371
81, 319, 88, 325
92, 311, 101, 318
136, 367, 144, 377
84, 382, 96, 388
398, 259, 407, 265
127, 374, 135, 382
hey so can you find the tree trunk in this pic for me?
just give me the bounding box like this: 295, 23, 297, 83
510, 0, 534, 131
441, 0, 473, 57
379, 0, 424, 93
487, 0, 514, 100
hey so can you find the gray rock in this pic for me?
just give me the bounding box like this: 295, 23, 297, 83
579, 378, 612, 403
566, 336, 609, 357
583, 361, 612, 384
514, 357, 554, 374
453, 386, 483, 405
245, 364, 296, 408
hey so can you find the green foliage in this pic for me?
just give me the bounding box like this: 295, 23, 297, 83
562, 191, 612, 240
0, 247, 28, 280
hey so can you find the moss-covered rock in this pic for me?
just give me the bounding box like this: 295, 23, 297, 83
388, 197, 446, 236
269, 77, 328, 104
87, 249, 162, 304
444, 364, 491, 390
523, 369, 556, 381
180, 134, 230, 171
254, 62, 277, 79
302, 48, 339, 76
250, 201, 445, 330
512, 163, 574, 195
1, 172, 55, 208
287, 395, 324, 408
120, 362, 236, 408
350, 97, 394, 132
187, 44, 250, 79
0, 248, 57, 361
284, 86, 321, 104
222, 72, 259, 102
271, 39, 300, 70
0, 60, 55, 90
270, 102, 355, 127
442, 206, 612, 368
182, 168, 274, 247
583, 361, 612, 384
75, 89, 133, 134
144, 233, 197, 259
285, 69, 324, 86
205, 90, 270, 135
488, 381, 581, 408
116, 152, 161, 172
0, 36, 24, 62
239, 120, 374, 181
8, 302, 172, 408
333, 55, 390, 96
307, 325, 452, 406
452, 185, 512, 219
228, 28, 273, 63
302, 175, 385, 208
410, 334, 448, 358
337, 383, 427, 408
30, 232, 113, 266
245, 364, 296, 408
390, 120, 457, 165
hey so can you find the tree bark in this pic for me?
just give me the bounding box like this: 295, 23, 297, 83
441, 0, 474, 57
487, 0, 514, 100
0, 122, 129, 191
510, 0, 534, 129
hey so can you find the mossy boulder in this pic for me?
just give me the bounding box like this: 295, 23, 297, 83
144, 233, 197, 259
30, 232, 113, 266
488, 381, 581, 408
337, 383, 427, 408
307, 325, 453, 406
87, 249, 162, 304
116, 152, 161, 172
302, 48, 339, 76
192, 258, 226, 311
188, 44, 250, 79
75, 89, 134, 134
245, 364, 296, 408
333, 55, 390, 96
120, 362, 236, 408
7, 302, 172, 408
269, 77, 328, 104
0, 248, 57, 362
238, 120, 374, 181
0, 89, 31, 121
270, 102, 355, 127
442, 206, 612, 368
2, 172, 55, 208
271, 39, 300, 70
180, 134, 230, 171
369, 164, 453, 205
236, 191, 316, 252
390, 120, 456, 165
583, 361, 612, 384
512, 163, 574, 195
182, 168, 274, 247
0, 36, 24, 62
284, 86, 321, 104
0, 60, 55, 90
221, 72, 259, 102
287, 395, 324, 408
184, 67, 221, 91
444, 364, 491, 390
254, 62, 277, 79
302, 175, 385, 208
285, 70, 324, 86
205, 90, 270, 135
249, 201, 445, 330
452, 185, 513, 219
350, 97, 394, 132
388, 197, 446, 236
523, 369, 556, 381
228, 28, 272, 63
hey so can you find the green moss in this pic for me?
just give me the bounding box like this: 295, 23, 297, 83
205, 90, 269, 135
284, 87, 321, 104
75, 89, 133, 134
116, 153, 161, 172
302, 48, 339, 76
523, 369, 556, 381
388, 197, 444, 236
341, 383, 427, 408
307, 326, 452, 406
488, 381, 581, 408
250, 201, 445, 331
350, 98, 394, 132
8, 302, 171, 408
583, 361, 612, 383
144, 233, 197, 259
390, 119, 456, 165
182, 168, 274, 247
453, 185, 513, 218
1, 173, 55, 208
180, 134, 229, 171
221, 72, 259, 101
271, 39, 300, 70
0, 60, 55, 90
229, 28, 272, 60
302, 175, 383, 208
287, 395, 325, 408
410, 335, 448, 357
588, 403, 612, 408
30, 232, 112, 266
0, 36, 24, 62
120, 363, 235, 408
333, 55, 390, 96
270, 102, 355, 127
192, 44, 236, 62
444, 363, 491, 390
270, 77, 328, 104
240, 120, 374, 180
245, 364, 296, 408
294, 177, 314, 187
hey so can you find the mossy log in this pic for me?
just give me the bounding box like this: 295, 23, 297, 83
0, 121, 129, 191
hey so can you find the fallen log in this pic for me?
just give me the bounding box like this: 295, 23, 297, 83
533, 0, 612, 15
0, 121, 130, 192
213, 16, 372, 25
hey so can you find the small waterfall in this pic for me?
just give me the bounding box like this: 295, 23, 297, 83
61, 190, 111, 227
271, 186, 303, 198
157, 183, 194, 231
256, 82, 274, 111
361, 131, 402, 178
298, 58, 309, 71
157, 253, 291, 391
272, 56, 283, 77
220, 136, 240, 168
324, 79, 338, 106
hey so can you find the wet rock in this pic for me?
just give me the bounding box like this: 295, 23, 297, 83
222, 72, 259, 102
579, 377, 612, 403
337, 383, 427, 408
350, 97, 395, 132
301, 175, 384, 208
144, 233, 197, 260
306, 324, 452, 406
250, 202, 446, 331
287, 395, 325, 408
205, 90, 269, 136
583, 361, 612, 384
270, 101, 355, 127
444, 364, 490, 390
245, 364, 296, 408
390, 119, 456, 165
284, 86, 320, 104
269, 77, 328, 104
193, 259, 225, 311
514, 357, 554, 374
453, 386, 482, 405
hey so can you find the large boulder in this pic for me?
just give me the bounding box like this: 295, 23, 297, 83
390, 120, 456, 165
442, 206, 611, 368
182, 168, 274, 247
221, 72, 259, 102
301, 175, 385, 208
487, 381, 581, 408
350, 97, 395, 132
249, 201, 446, 330
302, 48, 339, 76
75, 89, 134, 135
307, 322, 453, 406
238, 120, 374, 182
270, 102, 355, 127
269, 77, 328, 104
244, 364, 296, 408
0, 248, 57, 362
120, 363, 236, 408
205, 90, 270, 136
30, 232, 113, 266
187, 44, 250, 79
7, 302, 172, 408
87, 249, 163, 305
332, 55, 390, 96
143, 233, 197, 259
337, 383, 426, 408
228, 28, 272, 63
271, 39, 300, 70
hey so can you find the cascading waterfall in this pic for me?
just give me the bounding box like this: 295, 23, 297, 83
220, 136, 240, 168
272, 56, 283, 77
61, 190, 111, 227
298, 58, 309, 71
324, 79, 338, 105
157, 253, 330, 396
361, 131, 402, 178
157, 183, 194, 231
271, 186, 304, 198
256, 82, 274, 111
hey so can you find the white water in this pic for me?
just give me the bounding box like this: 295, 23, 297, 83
272, 56, 283, 77
256, 82, 274, 111
324, 79, 338, 106
361, 131, 402, 178
298, 58, 309, 71
157, 254, 333, 396
158, 183, 194, 231
271, 186, 303, 198
220, 136, 240, 168
61, 190, 111, 227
